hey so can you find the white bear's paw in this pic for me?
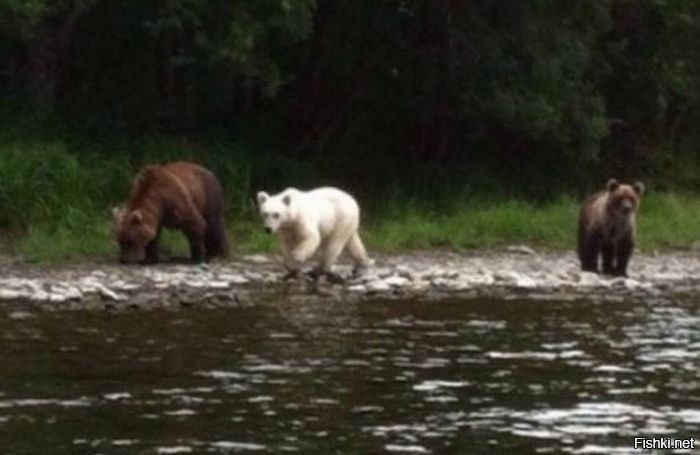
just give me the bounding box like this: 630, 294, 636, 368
282, 269, 302, 281
308, 268, 345, 284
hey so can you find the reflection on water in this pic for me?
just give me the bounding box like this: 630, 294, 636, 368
0, 297, 698, 454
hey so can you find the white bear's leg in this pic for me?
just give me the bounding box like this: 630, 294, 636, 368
280, 235, 299, 275
346, 232, 370, 271
319, 235, 350, 273
290, 230, 321, 269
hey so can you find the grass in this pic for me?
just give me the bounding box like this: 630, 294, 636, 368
635, 192, 700, 250
364, 198, 577, 251
6, 192, 700, 263
0, 138, 698, 262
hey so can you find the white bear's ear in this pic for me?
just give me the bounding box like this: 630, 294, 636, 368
257, 191, 269, 206
282, 194, 292, 206
606, 178, 619, 192
633, 181, 645, 196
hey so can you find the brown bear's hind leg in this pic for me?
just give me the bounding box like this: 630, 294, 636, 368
205, 216, 229, 259
601, 242, 615, 275
202, 174, 229, 259
614, 236, 633, 277
183, 215, 207, 263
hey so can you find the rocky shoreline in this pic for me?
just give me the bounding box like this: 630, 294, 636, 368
0, 248, 698, 309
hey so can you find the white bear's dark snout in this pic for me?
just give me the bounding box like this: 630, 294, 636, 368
265, 227, 273, 234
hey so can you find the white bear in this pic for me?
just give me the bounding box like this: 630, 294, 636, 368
256, 187, 371, 276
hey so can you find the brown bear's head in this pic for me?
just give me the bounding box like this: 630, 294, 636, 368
112, 206, 157, 264
605, 178, 644, 220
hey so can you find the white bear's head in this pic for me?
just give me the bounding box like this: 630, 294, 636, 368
257, 189, 296, 233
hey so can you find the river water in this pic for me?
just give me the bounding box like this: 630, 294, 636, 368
0, 296, 698, 454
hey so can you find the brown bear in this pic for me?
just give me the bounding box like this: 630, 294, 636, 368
112, 161, 229, 264
577, 178, 644, 276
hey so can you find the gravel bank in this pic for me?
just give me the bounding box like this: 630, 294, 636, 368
0, 248, 698, 309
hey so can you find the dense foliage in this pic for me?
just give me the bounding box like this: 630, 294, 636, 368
1, 0, 699, 205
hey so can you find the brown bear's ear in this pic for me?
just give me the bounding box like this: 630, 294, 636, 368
606, 179, 620, 192
282, 194, 292, 206
112, 206, 123, 222
256, 191, 269, 206
633, 181, 645, 196
130, 210, 143, 225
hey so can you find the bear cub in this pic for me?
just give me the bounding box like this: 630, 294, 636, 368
113, 161, 228, 264
578, 178, 644, 277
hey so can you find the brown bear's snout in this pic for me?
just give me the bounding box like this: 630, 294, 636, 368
119, 249, 145, 264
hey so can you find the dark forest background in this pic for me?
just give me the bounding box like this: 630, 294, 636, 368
1, 0, 700, 243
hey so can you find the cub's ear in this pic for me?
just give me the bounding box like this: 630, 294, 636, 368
256, 191, 269, 206
606, 178, 620, 192
130, 210, 143, 225
282, 194, 292, 206
633, 181, 645, 196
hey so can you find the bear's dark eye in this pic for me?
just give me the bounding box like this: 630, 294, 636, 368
272, 213, 280, 220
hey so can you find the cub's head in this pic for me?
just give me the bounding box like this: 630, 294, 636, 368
605, 178, 644, 219
257, 190, 295, 234
112, 206, 157, 264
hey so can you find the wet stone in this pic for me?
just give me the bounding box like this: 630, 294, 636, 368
506, 245, 537, 256
243, 254, 271, 264
6, 310, 35, 320
0, 289, 23, 301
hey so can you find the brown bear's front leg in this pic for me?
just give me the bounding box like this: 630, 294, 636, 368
601, 241, 615, 275
614, 236, 634, 277
144, 230, 161, 264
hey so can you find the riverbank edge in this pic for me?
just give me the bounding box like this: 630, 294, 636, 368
0, 248, 698, 310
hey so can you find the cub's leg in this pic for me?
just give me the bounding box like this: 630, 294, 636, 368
580, 231, 601, 273
614, 235, 634, 277
601, 241, 615, 275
